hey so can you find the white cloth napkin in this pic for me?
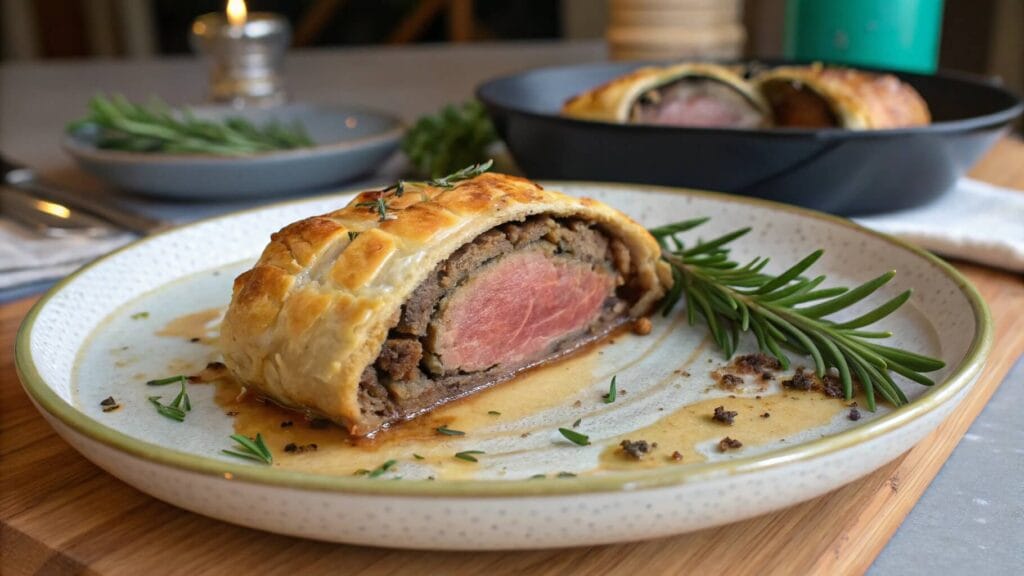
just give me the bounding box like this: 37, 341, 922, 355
855, 178, 1024, 273
0, 222, 132, 291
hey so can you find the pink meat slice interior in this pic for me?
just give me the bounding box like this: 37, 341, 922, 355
357, 215, 644, 428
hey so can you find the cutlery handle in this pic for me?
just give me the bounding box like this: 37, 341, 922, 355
0, 186, 118, 238
4, 166, 169, 235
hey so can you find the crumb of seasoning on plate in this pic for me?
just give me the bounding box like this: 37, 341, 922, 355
225, 410, 239, 417
280, 420, 293, 428
821, 373, 844, 398
284, 443, 318, 454
718, 373, 743, 390
573, 400, 582, 408
671, 451, 683, 462
99, 396, 120, 412
734, 353, 781, 374
848, 408, 862, 421
783, 367, 814, 391
761, 412, 771, 418
619, 439, 652, 460
631, 317, 652, 335
189, 337, 201, 343
718, 437, 743, 452
712, 405, 737, 425
130, 311, 149, 320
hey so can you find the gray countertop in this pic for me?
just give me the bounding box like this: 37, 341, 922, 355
1, 40, 1021, 573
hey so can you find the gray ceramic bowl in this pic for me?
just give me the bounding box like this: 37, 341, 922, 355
65, 103, 403, 200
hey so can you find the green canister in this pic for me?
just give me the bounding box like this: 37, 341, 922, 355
784, 0, 944, 73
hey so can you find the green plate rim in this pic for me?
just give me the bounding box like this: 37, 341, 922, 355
14, 181, 993, 497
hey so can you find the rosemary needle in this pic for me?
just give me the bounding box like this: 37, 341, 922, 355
558, 428, 590, 446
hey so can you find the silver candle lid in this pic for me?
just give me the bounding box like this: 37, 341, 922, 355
190, 12, 291, 108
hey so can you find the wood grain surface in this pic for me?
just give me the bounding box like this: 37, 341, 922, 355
2, 139, 1023, 576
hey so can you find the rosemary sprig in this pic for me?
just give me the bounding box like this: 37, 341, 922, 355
147, 396, 185, 422
146, 376, 192, 421
355, 160, 493, 222
222, 433, 273, 464
653, 218, 945, 411
67, 93, 313, 155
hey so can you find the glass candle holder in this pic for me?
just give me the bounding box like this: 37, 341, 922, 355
189, 12, 291, 108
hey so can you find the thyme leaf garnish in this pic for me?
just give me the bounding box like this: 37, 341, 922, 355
603, 375, 618, 404
222, 433, 273, 464
653, 217, 946, 411
366, 457, 397, 475
436, 425, 465, 436
454, 450, 485, 462
146, 374, 187, 386
354, 161, 494, 222
558, 427, 590, 446
426, 160, 493, 188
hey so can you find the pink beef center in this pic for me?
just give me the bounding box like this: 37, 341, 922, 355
432, 250, 616, 373
633, 80, 762, 128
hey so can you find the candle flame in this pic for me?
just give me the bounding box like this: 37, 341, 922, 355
226, 0, 247, 26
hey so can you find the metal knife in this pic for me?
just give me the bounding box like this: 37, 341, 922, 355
1, 155, 169, 236
0, 186, 116, 237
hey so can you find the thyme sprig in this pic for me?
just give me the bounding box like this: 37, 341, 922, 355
653, 218, 945, 411
356, 160, 493, 222
222, 433, 273, 464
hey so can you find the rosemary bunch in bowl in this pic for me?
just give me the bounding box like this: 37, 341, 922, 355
67, 93, 314, 155
652, 218, 945, 411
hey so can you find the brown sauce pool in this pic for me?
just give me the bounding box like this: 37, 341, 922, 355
161, 310, 859, 480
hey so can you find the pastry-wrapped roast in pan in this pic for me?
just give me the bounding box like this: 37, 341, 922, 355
562, 62, 769, 128
755, 64, 931, 129
219, 171, 671, 436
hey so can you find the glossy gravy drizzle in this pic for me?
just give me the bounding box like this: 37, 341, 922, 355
598, 391, 857, 470
157, 308, 222, 344
164, 307, 860, 480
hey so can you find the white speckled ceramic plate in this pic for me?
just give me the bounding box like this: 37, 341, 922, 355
15, 182, 990, 550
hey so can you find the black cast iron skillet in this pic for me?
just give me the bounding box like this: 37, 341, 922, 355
476, 60, 1023, 216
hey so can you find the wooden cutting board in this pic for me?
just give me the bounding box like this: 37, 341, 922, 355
2, 140, 1023, 576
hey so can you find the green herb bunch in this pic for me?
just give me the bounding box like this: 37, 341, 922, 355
402, 100, 497, 178
653, 218, 945, 411
67, 93, 314, 155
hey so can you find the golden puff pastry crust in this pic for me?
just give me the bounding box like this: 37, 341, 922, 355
755, 64, 931, 129
562, 62, 769, 123
219, 172, 671, 434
